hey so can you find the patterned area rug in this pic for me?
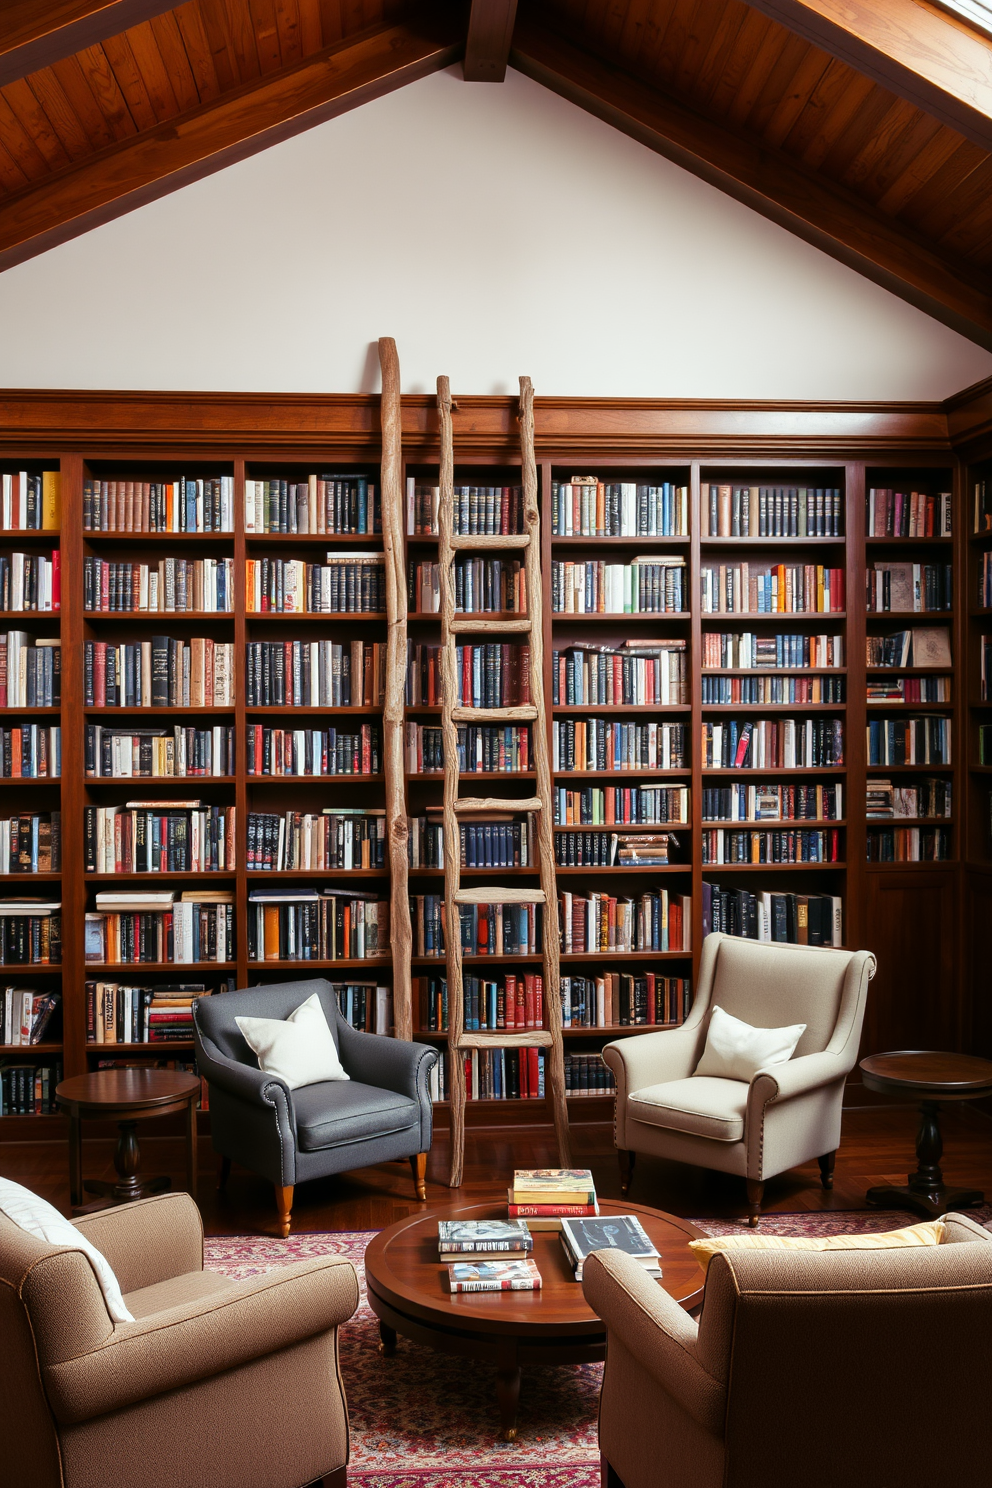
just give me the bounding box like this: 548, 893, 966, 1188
204, 1206, 992, 1488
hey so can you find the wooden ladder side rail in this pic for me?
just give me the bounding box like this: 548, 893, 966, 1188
379, 336, 413, 1042
437, 374, 469, 1187
519, 375, 572, 1167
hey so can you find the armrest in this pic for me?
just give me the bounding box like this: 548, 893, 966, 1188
40, 1254, 360, 1427
603, 1025, 703, 1093
941, 1213, 992, 1244
582, 1250, 724, 1435
72, 1192, 202, 1294
748, 1049, 848, 1112
335, 1020, 437, 1102
194, 1026, 292, 1110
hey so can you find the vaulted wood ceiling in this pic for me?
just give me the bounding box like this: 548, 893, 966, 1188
0, 0, 990, 349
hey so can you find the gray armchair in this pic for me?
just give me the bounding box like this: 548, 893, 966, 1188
194, 977, 438, 1236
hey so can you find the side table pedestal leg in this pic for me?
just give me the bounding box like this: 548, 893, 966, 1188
866, 1099, 985, 1219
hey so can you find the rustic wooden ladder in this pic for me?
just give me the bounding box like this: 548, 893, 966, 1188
436, 373, 572, 1188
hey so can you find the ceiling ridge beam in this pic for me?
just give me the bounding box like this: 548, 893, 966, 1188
464, 0, 519, 81
510, 16, 992, 351
0, 11, 463, 273
0, 0, 179, 88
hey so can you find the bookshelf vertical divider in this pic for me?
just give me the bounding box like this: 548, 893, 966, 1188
232, 456, 250, 987
60, 452, 87, 1078
845, 460, 867, 954
688, 458, 704, 986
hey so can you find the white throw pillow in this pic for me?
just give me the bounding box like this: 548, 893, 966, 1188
694, 1004, 806, 1083
0, 1176, 133, 1323
236, 993, 349, 1091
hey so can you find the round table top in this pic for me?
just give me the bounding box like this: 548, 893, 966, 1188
364, 1197, 705, 1339
56, 1068, 201, 1112
860, 1050, 992, 1097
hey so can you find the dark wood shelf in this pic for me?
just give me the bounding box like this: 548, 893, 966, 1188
700, 536, 844, 546
865, 536, 953, 544
0, 872, 61, 881
553, 822, 688, 831
0, 707, 59, 716
866, 610, 954, 620
85, 609, 233, 620
551, 536, 691, 546
701, 703, 845, 713
85, 531, 234, 543
702, 766, 847, 776
246, 868, 388, 878
87, 775, 236, 784
246, 610, 386, 620
553, 704, 690, 713
551, 612, 690, 621
699, 612, 847, 622
245, 705, 381, 715
703, 818, 845, 828
700, 861, 846, 871
553, 769, 691, 779
86, 962, 237, 972
246, 772, 385, 782
85, 871, 236, 881
866, 763, 954, 772
701, 668, 848, 676
244, 533, 383, 544
0, 776, 61, 784
0, 530, 60, 539
866, 701, 952, 710
86, 1041, 194, 1052
0, 610, 60, 619
0, 1043, 62, 1053
85, 706, 235, 716
554, 864, 690, 875
249, 958, 391, 969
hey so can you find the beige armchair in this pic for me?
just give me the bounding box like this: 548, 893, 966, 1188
603, 933, 875, 1223
1, 1190, 359, 1488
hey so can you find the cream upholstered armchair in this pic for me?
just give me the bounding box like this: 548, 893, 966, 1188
584, 1212, 992, 1488
603, 933, 875, 1224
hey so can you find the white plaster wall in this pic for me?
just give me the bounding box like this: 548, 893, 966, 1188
0, 65, 988, 400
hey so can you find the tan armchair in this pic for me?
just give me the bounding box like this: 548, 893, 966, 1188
0, 1190, 359, 1488
584, 1212, 992, 1488
603, 934, 875, 1223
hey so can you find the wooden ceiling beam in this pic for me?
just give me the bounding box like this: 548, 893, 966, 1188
743, 0, 992, 154
511, 18, 992, 351
0, 13, 462, 273
0, 0, 179, 88
464, 0, 519, 82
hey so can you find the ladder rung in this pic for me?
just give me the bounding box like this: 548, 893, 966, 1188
449, 617, 532, 634
456, 1030, 555, 1050
453, 887, 546, 904
454, 796, 543, 813
451, 705, 538, 723
449, 534, 530, 550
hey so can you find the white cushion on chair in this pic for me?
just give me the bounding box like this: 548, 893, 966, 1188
236, 993, 349, 1091
694, 1004, 806, 1084
0, 1177, 134, 1323
628, 1076, 749, 1142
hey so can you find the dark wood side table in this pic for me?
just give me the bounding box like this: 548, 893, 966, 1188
364, 1196, 704, 1442
860, 1050, 992, 1219
56, 1068, 200, 1215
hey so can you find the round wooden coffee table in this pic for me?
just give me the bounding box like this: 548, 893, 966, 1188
364, 1196, 704, 1441
860, 1050, 992, 1219
56, 1068, 200, 1215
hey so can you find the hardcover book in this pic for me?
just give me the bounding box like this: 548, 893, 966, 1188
438, 1219, 533, 1254
560, 1215, 661, 1280
512, 1169, 596, 1203
447, 1258, 542, 1292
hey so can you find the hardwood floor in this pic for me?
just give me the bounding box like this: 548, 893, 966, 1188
4, 1104, 992, 1234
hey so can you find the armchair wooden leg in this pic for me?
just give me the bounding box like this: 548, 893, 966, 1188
601, 1456, 627, 1488
217, 1155, 231, 1192
746, 1179, 764, 1228
618, 1149, 635, 1197
818, 1151, 836, 1190
410, 1152, 427, 1202
275, 1184, 294, 1239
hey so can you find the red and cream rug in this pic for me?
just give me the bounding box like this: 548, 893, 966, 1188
204, 1207, 991, 1488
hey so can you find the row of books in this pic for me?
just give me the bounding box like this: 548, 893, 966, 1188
865, 627, 950, 668
866, 717, 951, 765
246, 811, 387, 871
246, 724, 381, 777
554, 830, 677, 867
417, 972, 545, 1032
428, 1047, 544, 1104
552, 719, 687, 771
84, 804, 235, 875
701, 631, 843, 670
980, 554, 992, 610
559, 889, 691, 954
408, 557, 526, 614
0, 1059, 62, 1114
981, 636, 992, 700
866, 828, 951, 861
701, 827, 842, 864
247, 889, 388, 961
405, 644, 532, 709
0, 553, 60, 612
0, 902, 60, 964
0, 725, 60, 779
553, 785, 689, 825
85, 982, 215, 1044
866, 563, 951, 612
867, 676, 950, 702
404, 723, 530, 775
86, 725, 234, 778
551, 478, 689, 537
974, 479, 991, 535
700, 718, 844, 769
701, 783, 841, 821
244, 476, 379, 535
705, 483, 842, 539
411, 898, 540, 957
83, 557, 233, 613
245, 555, 386, 614
700, 564, 845, 615
408, 813, 536, 869
702, 883, 842, 945
244, 641, 386, 708
562, 972, 690, 1027
867, 487, 951, 538
0, 634, 60, 707
0, 988, 60, 1045
866, 778, 951, 819
406, 481, 524, 536
83, 477, 234, 533
978, 725, 992, 764
0, 472, 60, 532
84, 893, 233, 964
0, 814, 60, 874
84, 639, 235, 708
700, 675, 845, 704
552, 642, 688, 706
551, 557, 687, 614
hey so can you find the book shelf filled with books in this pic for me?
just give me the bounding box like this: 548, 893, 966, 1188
966, 454, 992, 1056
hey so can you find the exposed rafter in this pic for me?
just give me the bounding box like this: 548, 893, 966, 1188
511, 16, 992, 351
744, 0, 992, 154
0, 14, 462, 273
464, 0, 519, 82
0, 0, 178, 88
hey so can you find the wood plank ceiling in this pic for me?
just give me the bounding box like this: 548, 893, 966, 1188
0, 0, 989, 347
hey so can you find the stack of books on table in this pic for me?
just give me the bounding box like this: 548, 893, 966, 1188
507, 1168, 600, 1230
438, 1219, 541, 1292
560, 1214, 662, 1282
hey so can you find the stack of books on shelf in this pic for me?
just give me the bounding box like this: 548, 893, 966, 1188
0, 1058, 62, 1113
867, 487, 951, 537
1, 471, 60, 531
553, 718, 687, 771
0, 813, 61, 873
554, 828, 679, 867
702, 884, 842, 944
245, 641, 384, 709
866, 717, 950, 765
553, 784, 688, 825
406, 481, 523, 536
561, 1213, 661, 1282
552, 477, 689, 537
1, 988, 60, 1044
85, 982, 215, 1043
245, 553, 385, 614
561, 972, 690, 1027
417, 971, 544, 1032
0, 553, 59, 611
411, 898, 540, 957
552, 641, 688, 706
84, 476, 233, 532
248, 809, 386, 870
700, 563, 844, 614
247, 887, 388, 961
705, 483, 842, 538
0, 900, 61, 964
700, 718, 844, 769
0, 724, 60, 778
558, 889, 691, 954
866, 563, 951, 612
0, 633, 60, 706
245, 474, 378, 534
84, 638, 234, 708
246, 723, 381, 777
405, 722, 530, 775
702, 631, 843, 668
84, 802, 235, 874
866, 778, 952, 819
702, 782, 841, 821
439, 1219, 541, 1292
409, 556, 526, 614
551, 557, 687, 614
84, 557, 233, 613
979, 554, 992, 609
866, 627, 951, 668
85, 891, 234, 964
86, 724, 234, 778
